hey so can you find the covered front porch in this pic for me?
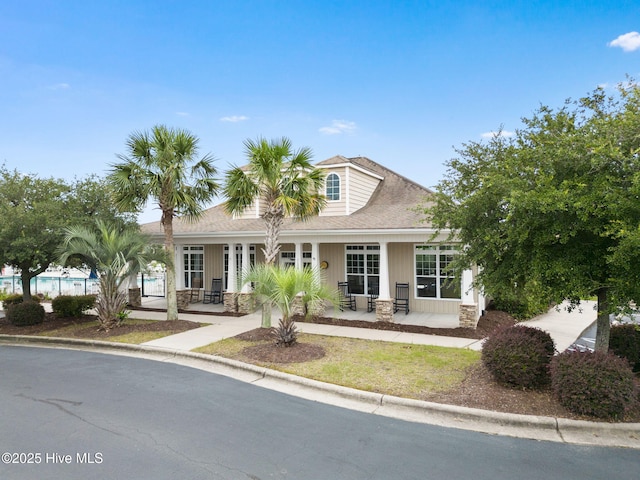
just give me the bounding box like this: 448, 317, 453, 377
138, 296, 460, 329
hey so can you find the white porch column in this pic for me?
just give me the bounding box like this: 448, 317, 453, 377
294, 242, 303, 270
310, 242, 319, 270
175, 244, 184, 289
378, 241, 390, 300
459, 268, 479, 328
461, 269, 474, 304
227, 243, 237, 292
241, 242, 251, 293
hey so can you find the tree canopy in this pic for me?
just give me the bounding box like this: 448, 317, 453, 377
0, 167, 133, 300
423, 82, 640, 352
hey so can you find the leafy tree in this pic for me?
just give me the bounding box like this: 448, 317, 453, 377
242, 264, 338, 346
223, 137, 326, 327
58, 221, 165, 330
0, 167, 129, 301
423, 82, 640, 353
108, 125, 219, 321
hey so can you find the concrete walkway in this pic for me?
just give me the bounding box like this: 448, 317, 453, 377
135, 300, 597, 353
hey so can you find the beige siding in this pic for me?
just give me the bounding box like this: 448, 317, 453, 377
318, 244, 346, 288
348, 168, 380, 214
320, 167, 347, 216
204, 244, 224, 288
236, 199, 260, 219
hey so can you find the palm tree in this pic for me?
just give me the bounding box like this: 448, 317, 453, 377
58, 221, 165, 331
242, 264, 338, 346
223, 137, 326, 327
108, 125, 219, 321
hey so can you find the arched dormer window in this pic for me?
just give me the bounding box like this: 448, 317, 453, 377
326, 172, 340, 201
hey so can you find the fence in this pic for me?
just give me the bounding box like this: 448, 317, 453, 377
0, 273, 165, 298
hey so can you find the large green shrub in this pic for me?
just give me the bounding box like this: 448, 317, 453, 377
609, 324, 640, 372
482, 325, 556, 389
6, 301, 45, 326
51, 294, 96, 318
550, 351, 638, 420
2, 293, 25, 307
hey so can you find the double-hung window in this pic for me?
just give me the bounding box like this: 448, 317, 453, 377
345, 245, 379, 295
415, 245, 460, 299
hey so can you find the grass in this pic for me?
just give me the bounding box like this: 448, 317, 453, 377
35, 319, 199, 344
194, 334, 481, 399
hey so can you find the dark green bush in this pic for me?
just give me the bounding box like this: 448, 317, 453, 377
482, 325, 556, 389
6, 301, 45, 326
52, 294, 96, 317
550, 351, 638, 420
609, 324, 640, 371
2, 293, 25, 306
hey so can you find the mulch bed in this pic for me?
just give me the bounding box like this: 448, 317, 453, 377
0, 312, 202, 338
293, 309, 516, 339
129, 306, 246, 317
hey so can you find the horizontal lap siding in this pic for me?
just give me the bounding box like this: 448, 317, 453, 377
348, 169, 380, 214
320, 167, 347, 217
204, 245, 224, 287
319, 244, 346, 289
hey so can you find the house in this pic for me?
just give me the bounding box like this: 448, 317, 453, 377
141, 156, 484, 327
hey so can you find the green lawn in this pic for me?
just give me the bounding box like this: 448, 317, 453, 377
195, 334, 480, 399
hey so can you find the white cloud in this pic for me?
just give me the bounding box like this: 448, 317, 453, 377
481, 130, 515, 139
220, 115, 248, 122
608, 32, 640, 52
47, 83, 70, 90
175, 111, 190, 117
319, 119, 357, 135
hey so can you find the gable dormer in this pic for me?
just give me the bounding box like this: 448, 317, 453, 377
317, 156, 383, 216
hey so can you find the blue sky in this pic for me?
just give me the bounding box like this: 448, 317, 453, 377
1, 1, 638, 223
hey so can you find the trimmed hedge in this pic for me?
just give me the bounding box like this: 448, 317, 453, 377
609, 324, 640, 372
51, 294, 96, 318
6, 301, 45, 326
482, 325, 556, 389
2, 293, 25, 306
550, 351, 638, 420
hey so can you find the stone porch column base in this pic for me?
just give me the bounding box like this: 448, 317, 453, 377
128, 287, 141, 307
291, 294, 306, 317
375, 299, 394, 323
223, 292, 238, 313
459, 303, 479, 328
176, 290, 190, 310
236, 293, 256, 314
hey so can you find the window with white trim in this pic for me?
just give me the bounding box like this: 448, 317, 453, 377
415, 245, 460, 299
325, 172, 340, 201
345, 245, 379, 295
224, 245, 256, 290
280, 251, 312, 268
183, 245, 204, 289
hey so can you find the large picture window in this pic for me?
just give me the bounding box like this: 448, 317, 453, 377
345, 245, 379, 295
183, 245, 204, 289
415, 245, 460, 299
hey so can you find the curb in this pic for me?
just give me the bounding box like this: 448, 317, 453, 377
1, 334, 638, 449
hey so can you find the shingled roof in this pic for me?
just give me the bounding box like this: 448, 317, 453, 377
141, 156, 435, 235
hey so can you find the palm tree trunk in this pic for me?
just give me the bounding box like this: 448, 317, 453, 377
163, 213, 179, 321
594, 287, 610, 353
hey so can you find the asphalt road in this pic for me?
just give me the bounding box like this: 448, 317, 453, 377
0, 346, 637, 480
